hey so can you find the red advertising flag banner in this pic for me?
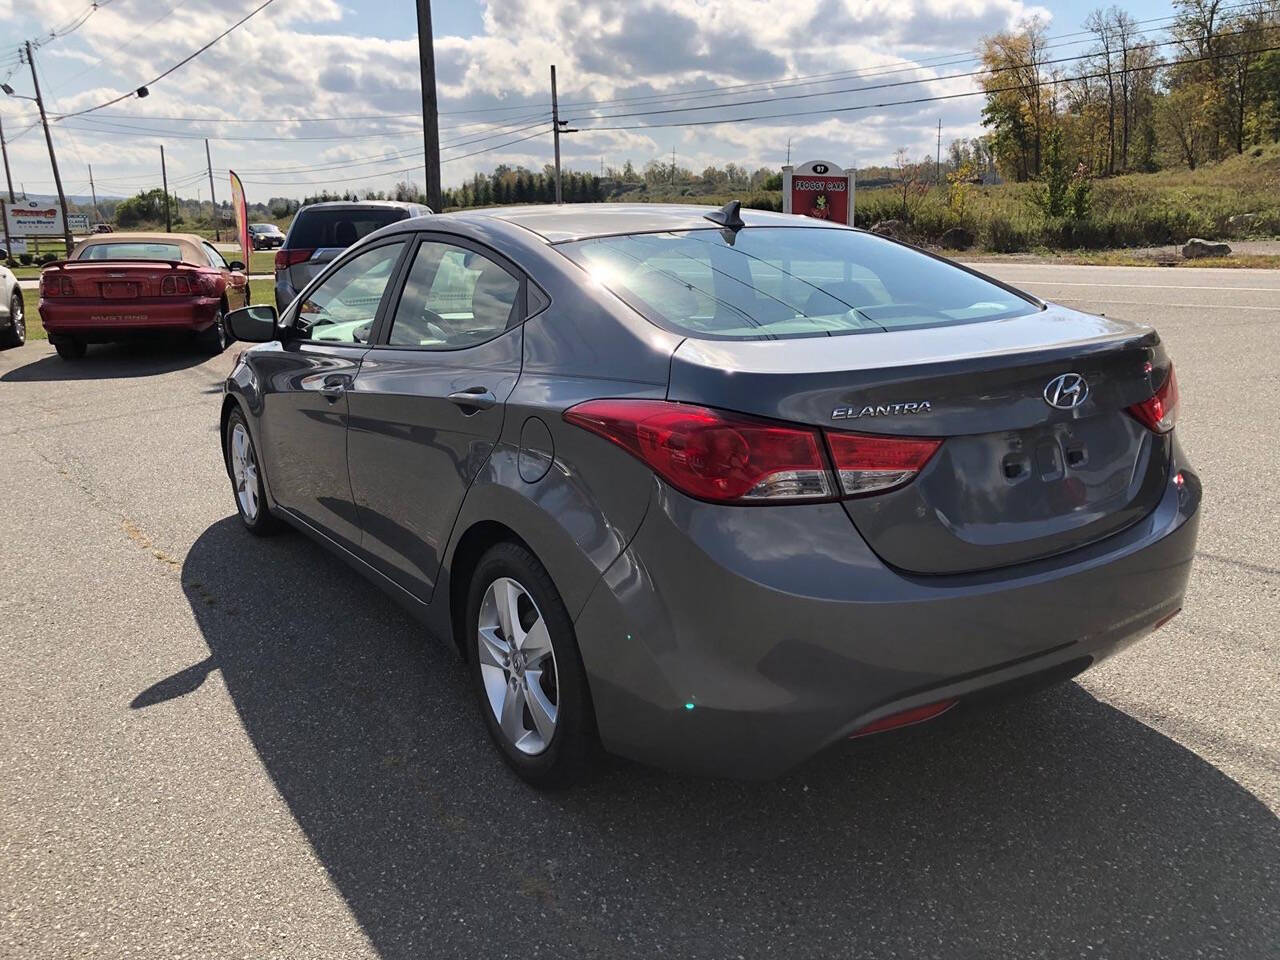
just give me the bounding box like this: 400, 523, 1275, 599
782, 160, 854, 225
229, 170, 249, 266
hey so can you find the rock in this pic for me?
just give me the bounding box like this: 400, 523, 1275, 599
1181, 238, 1232, 259
869, 219, 904, 239
940, 226, 975, 250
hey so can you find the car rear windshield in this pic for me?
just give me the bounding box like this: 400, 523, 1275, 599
557, 227, 1040, 339
78, 242, 183, 262
286, 208, 407, 249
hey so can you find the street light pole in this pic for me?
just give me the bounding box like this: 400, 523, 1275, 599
551, 65, 563, 204
25, 41, 74, 253
414, 0, 442, 212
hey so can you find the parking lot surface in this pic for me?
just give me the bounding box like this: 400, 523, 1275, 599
1, 263, 1277, 959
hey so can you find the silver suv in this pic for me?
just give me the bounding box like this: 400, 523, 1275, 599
273, 200, 431, 313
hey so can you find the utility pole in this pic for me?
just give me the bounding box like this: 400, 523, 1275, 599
205, 138, 220, 240
786, 136, 791, 166
26, 41, 74, 253
0, 115, 14, 260
160, 145, 171, 233
936, 118, 942, 186
551, 65, 563, 204
415, 0, 442, 212
88, 163, 100, 224
671, 145, 676, 185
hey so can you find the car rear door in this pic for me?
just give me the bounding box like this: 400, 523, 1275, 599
254, 238, 410, 550
346, 234, 529, 602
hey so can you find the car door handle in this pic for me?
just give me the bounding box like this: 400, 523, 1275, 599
447, 387, 497, 411
321, 375, 351, 402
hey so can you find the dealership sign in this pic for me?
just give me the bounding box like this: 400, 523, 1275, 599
782, 160, 854, 225
3, 199, 66, 237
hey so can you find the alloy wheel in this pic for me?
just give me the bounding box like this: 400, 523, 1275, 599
229, 422, 259, 521
10, 294, 24, 341
477, 577, 559, 755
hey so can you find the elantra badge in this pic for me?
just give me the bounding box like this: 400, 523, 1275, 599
1044, 372, 1088, 409
832, 401, 931, 420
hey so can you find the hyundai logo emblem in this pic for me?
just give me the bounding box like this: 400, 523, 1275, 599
1044, 372, 1089, 409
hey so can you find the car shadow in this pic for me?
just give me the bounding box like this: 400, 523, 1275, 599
144, 516, 1279, 959
1, 338, 209, 382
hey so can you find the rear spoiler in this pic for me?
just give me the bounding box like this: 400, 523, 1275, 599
41, 259, 187, 270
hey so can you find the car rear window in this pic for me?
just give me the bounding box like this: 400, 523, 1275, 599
557, 227, 1039, 339
78, 242, 184, 262
286, 208, 407, 249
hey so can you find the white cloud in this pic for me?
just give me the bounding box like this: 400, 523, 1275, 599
3, 0, 1054, 198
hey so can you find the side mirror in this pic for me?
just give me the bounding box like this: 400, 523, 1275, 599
228, 260, 246, 272
226, 304, 278, 342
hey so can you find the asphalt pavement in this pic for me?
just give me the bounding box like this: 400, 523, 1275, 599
1, 262, 1276, 959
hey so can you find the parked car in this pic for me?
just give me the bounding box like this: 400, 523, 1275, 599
221, 203, 1200, 786
0, 262, 24, 349
273, 200, 431, 313
92, 223, 113, 234
248, 223, 284, 250
38, 232, 249, 360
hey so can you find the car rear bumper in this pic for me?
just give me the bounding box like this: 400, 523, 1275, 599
574, 448, 1201, 779
39, 297, 220, 338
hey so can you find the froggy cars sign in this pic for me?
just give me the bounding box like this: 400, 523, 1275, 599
782, 160, 854, 225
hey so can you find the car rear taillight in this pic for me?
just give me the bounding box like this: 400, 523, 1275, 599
41, 274, 74, 297
160, 274, 195, 296
563, 399, 835, 503
275, 248, 314, 271
1127, 364, 1179, 434
825, 431, 942, 496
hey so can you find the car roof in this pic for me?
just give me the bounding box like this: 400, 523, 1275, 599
70, 232, 211, 264
297, 200, 429, 212
434, 203, 848, 243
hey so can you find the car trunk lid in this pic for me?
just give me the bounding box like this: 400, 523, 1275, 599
40, 259, 204, 300
667, 305, 1172, 574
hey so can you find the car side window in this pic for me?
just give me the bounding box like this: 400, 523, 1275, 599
203, 242, 228, 269
386, 241, 521, 350
295, 241, 405, 344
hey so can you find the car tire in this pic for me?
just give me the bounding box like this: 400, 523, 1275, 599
1, 289, 24, 348
466, 541, 597, 788
224, 406, 280, 536
53, 337, 86, 360
198, 308, 228, 355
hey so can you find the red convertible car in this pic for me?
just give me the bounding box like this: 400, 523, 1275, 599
38, 232, 249, 360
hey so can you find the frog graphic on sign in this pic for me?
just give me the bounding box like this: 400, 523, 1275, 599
810, 193, 831, 220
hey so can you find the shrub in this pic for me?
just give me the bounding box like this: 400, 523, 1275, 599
38, 252, 58, 264
19, 253, 33, 265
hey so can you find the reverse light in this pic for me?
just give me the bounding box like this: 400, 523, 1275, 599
1128, 364, 1179, 434
275, 248, 314, 271
160, 274, 194, 296
825, 430, 942, 496
563, 399, 834, 503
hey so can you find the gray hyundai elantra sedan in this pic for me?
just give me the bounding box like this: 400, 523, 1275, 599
220, 202, 1200, 786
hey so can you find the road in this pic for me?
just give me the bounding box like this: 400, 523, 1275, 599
1, 263, 1276, 959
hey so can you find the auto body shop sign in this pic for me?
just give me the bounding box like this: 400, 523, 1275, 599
782, 161, 854, 225
4, 199, 65, 237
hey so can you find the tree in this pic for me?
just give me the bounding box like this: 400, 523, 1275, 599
980, 17, 1051, 180
890, 148, 929, 220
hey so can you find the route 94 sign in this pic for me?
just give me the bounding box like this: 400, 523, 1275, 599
782, 160, 854, 225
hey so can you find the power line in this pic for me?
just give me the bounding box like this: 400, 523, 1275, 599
565, 25, 1263, 125
53, 0, 278, 121
568, 40, 1280, 137
49, 0, 191, 94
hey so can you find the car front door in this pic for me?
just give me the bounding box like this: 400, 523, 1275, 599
202, 241, 248, 310
346, 235, 528, 601
255, 238, 409, 551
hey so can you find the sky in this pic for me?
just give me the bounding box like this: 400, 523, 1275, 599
0, 0, 1176, 203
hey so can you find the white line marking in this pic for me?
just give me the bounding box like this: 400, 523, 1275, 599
1014, 280, 1280, 293
1053, 297, 1280, 312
